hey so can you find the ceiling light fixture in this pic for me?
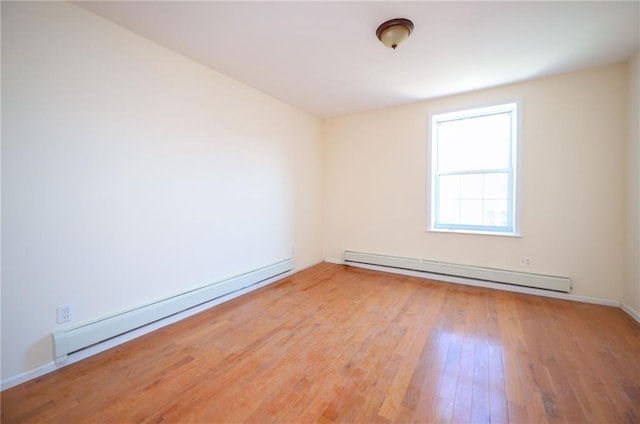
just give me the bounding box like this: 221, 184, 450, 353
376, 18, 414, 50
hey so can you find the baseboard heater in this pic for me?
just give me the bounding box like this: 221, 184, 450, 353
343, 250, 571, 293
53, 258, 294, 362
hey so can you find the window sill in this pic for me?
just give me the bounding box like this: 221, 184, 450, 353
426, 228, 523, 238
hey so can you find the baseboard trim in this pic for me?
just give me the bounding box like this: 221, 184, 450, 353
344, 250, 571, 293
323, 258, 343, 265
295, 258, 325, 273
332, 258, 621, 308
1, 260, 323, 391
621, 303, 640, 324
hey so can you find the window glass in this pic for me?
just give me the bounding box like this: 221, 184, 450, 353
429, 102, 519, 235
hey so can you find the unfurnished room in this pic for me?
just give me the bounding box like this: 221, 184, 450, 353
1, 1, 639, 423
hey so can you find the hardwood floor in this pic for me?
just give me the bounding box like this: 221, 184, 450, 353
2, 263, 639, 423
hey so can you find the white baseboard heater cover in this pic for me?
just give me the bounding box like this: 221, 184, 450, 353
343, 251, 571, 293
53, 258, 294, 362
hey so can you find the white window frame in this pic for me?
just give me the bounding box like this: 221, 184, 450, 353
427, 100, 522, 236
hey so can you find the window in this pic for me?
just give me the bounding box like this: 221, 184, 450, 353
428, 101, 520, 235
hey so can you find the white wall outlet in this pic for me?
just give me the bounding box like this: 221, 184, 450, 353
519, 256, 531, 267
57, 304, 72, 323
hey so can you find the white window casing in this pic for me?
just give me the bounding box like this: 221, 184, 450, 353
428, 101, 522, 236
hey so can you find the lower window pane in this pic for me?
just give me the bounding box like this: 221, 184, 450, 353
439, 199, 460, 224
484, 200, 508, 226
439, 175, 460, 199
460, 174, 483, 199
435, 172, 512, 231
484, 173, 509, 199
460, 200, 483, 225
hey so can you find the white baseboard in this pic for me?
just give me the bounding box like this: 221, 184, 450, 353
323, 258, 343, 265
331, 258, 622, 308
1, 260, 323, 391
295, 258, 325, 272
621, 303, 640, 324
330, 258, 640, 323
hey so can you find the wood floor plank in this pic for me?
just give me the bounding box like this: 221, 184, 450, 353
2, 263, 639, 423
494, 291, 528, 423
378, 284, 436, 422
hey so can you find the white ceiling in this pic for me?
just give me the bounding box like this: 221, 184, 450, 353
76, 1, 640, 118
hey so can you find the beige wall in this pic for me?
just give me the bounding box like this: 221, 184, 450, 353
2, 0, 636, 386
324, 63, 628, 302
624, 51, 640, 314
1, 2, 323, 380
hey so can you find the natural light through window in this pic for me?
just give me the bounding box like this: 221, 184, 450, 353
428, 101, 520, 235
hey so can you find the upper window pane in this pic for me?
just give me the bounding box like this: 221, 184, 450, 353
437, 112, 512, 172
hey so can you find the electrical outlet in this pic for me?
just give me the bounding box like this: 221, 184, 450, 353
519, 256, 531, 267
57, 304, 72, 323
